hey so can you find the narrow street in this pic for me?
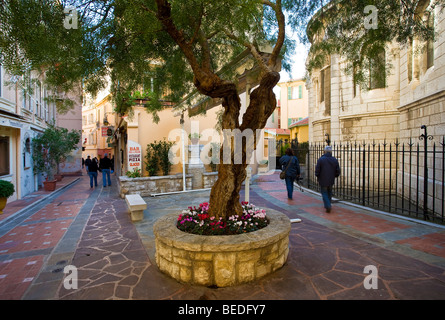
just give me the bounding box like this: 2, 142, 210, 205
1, 172, 445, 300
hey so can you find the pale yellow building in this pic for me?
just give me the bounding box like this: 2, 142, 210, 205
114, 103, 222, 177
289, 117, 309, 142
276, 79, 309, 129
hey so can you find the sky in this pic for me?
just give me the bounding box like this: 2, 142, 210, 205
280, 43, 309, 82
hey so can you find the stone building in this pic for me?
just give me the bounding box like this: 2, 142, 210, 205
305, 0, 445, 220
307, 0, 445, 145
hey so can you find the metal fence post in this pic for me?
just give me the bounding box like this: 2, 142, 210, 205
419, 125, 433, 220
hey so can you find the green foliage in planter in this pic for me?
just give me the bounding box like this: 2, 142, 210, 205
0, 180, 15, 198
159, 139, 175, 176
145, 139, 175, 176
145, 142, 161, 176
126, 168, 142, 178
31, 122, 81, 181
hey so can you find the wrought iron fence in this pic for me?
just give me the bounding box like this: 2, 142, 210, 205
275, 137, 308, 166
301, 127, 445, 225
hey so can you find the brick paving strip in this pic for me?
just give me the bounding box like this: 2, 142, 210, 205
0, 176, 86, 299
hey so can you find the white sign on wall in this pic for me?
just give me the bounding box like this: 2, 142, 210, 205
127, 140, 142, 173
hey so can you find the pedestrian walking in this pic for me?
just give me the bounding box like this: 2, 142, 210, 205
100, 153, 112, 187
88, 158, 99, 188
315, 146, 341, 213
279, 148, 301, 200
84, 156, 92, 174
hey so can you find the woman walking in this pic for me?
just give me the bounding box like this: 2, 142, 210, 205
279, 148, 301, 200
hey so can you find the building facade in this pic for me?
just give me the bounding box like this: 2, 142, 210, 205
0, 65, 82, 201
307, 0, 444, 145
276, 79, 309, 130
82, 90, 116, 161
305, 0, 445, 220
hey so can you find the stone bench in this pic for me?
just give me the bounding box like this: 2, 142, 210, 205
125, 194, 147, 222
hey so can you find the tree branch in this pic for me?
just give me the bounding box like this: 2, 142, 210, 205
154, 0, 237, 98
265, 0, 285, 68
224, 30, 270, 74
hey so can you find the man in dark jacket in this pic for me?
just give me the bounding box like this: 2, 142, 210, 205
88, 158, 99, 188
84, 156, 92, 174
315, 146, 340, 213
279, 148, 301, 200
99, 153, 112, 187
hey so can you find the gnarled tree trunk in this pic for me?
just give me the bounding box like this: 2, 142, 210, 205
154, 0, 283, 220
208, 71, 280, 220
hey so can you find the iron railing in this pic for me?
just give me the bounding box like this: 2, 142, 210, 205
298, 127, 445, 225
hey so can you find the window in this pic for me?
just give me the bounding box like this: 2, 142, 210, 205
287, 85, 303, 100
36, 81, 41, 117
0, 137, 10, 176
369, 48, 386, 89
320, 70, 325, 103
426, 11, 434, 70
352, 66, 358, 97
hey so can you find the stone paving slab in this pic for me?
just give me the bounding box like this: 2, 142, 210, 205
1, 171, 445, 301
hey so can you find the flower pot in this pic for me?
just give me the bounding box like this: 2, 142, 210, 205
0, 197, 7, 214
43, 180, 57, 192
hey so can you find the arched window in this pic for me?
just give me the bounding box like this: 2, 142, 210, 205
369, 47, 386, 89
426, 10, 435, 70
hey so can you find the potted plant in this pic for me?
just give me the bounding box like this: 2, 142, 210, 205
188, 133, 202, 145
0, 180, 15, 214
31, 122, 81, 191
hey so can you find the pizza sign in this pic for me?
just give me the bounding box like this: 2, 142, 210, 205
127, 140, 142, 172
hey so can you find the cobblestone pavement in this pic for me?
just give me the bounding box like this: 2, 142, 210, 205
1, 171, 445, 300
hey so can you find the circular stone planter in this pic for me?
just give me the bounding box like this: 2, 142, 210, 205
153, 208, 291, 287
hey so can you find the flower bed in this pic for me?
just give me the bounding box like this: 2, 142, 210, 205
177, 202, 269, 235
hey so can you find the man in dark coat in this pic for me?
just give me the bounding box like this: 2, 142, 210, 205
99, 153, 112, 187
315, 146, 341, 213
279, 148, 301, 200
88, 158, 99, 188
84, 156, 92, 174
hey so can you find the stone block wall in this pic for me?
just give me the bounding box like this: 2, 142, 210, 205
153, 209, 291, 287
203, 172, 218, 188
118, 174, 193, 198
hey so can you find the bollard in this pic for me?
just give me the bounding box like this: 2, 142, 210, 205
245, 166, 252, 203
